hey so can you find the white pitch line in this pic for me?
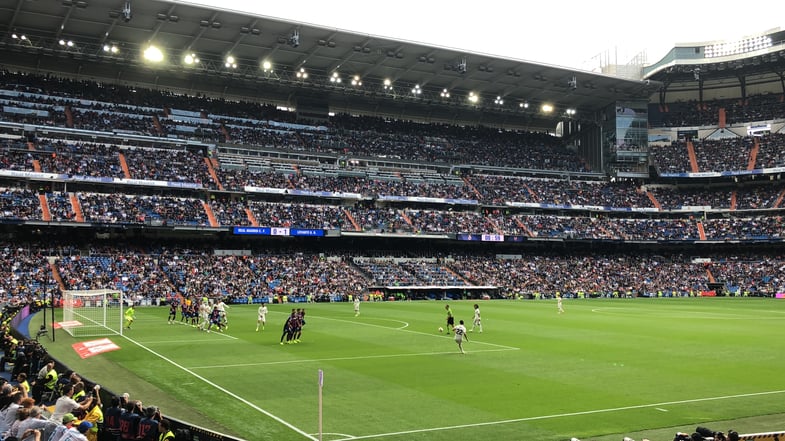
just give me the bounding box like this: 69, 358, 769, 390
332, 388, 785, 440
311, 315, 519, 350
187, 347, 519, 370
589, 307, 785, 320
119, 334, 315, 441
133, 338, 222, 344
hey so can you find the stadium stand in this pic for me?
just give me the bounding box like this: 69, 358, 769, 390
1, 20, 785, 441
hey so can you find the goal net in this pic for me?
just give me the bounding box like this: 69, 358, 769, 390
61, 289, 124, 337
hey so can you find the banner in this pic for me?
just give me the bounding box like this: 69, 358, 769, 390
72, 338, 121, 359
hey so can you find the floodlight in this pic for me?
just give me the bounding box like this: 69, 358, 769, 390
183, 53, 199, 64
143, 45, 164, 63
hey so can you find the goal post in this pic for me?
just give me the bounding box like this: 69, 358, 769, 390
61, 289, 124, 337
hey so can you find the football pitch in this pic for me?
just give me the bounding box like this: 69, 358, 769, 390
34, 298, 785, 441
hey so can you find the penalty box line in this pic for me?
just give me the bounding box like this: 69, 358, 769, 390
308, 314, 521, 351
187, 347, 519, 370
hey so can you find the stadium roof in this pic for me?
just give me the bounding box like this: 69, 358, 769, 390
644, 29, 785, 94
0, 0, 657, 130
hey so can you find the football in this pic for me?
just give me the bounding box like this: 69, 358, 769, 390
438, 327, 444, 333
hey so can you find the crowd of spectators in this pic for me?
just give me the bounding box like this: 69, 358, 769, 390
3, 186, 785, 240
0, 69, 784, 255
0, 300, 174, 441
693, 138, 754, 173
0, 70, 586, 171
649, 95, 785, 128
754, 133, 785, 169
1, 244, 783, 305
649, 136, 782, 174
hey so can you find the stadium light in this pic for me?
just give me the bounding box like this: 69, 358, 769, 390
351, 75, 362, 86
296, 67, 308, 79
541, 103, 554, 113
261, 60, 272, 72
12, 34, 31, 45
440, 88, 450, 98
183, 53, 200, 65
330, 72, 341, 83
143, 45, 164, 63
468, 92, 478, 104
225, 55, 237, 69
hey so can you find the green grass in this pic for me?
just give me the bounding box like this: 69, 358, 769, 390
32, 298, 785, 441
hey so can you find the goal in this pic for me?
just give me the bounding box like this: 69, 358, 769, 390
61, 289, 124, 337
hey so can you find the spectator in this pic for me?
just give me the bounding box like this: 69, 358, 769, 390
50, 384, 93, 423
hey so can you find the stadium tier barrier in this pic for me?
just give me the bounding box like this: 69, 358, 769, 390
5, 302, 246, 441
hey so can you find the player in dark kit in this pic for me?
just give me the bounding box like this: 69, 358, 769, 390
167, 301, 178, 324
291, 308, 306, 343
280, 309, 296, 345
207, 306, 225, 332
180, 302, 189, 323
186, 302, 198, 327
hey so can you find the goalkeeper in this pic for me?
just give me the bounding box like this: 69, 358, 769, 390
124, 304, 136, 329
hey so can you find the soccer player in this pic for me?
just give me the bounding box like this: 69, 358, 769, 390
354, 296, 360, 316
454, 319, 468, 354
207, 306, 224, 332
470, 303, 483, 333
167, 301, 177, 324
557, 295, 565, 314
216, 298, 229, 328
292, 308, 305, 342
198, 299, 210, 331
444, 304, 454, 334
124, 304, 135, 329
280, 309, 296, 345
179, 302, 188, 323
256, 303, 268, 332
